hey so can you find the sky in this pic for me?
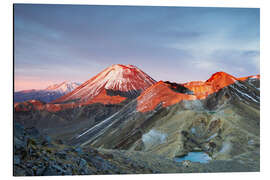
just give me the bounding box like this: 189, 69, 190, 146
14, 4, 260, 91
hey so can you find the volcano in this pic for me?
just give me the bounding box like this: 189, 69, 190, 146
53, 64, 156, 105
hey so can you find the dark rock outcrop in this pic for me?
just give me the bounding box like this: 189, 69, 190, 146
13, 123, 158, 176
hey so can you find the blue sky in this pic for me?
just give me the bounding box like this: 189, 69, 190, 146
14, 4, 260, 91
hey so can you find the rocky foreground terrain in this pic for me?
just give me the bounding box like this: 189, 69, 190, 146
14, 122, 259, 176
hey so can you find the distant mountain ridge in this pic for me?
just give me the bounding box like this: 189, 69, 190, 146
14, 81, 80, 103
45, 81, 80, 94
14, 64, 259, 113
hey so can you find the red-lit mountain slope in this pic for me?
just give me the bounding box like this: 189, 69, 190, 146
137, 81, 196, 112
53, 64, 156, 105
183, 72, 260, 100
137, 72, 260, 112
183, 72, 237, 99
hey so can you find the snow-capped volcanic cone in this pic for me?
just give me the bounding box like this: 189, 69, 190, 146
14, 81, 80, 103
53, 64, 156, 105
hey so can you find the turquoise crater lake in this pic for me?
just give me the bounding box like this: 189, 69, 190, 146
174, 152, 212, 164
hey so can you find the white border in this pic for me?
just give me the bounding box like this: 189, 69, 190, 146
1, 0, 270, 180
9, 0, 264, 8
